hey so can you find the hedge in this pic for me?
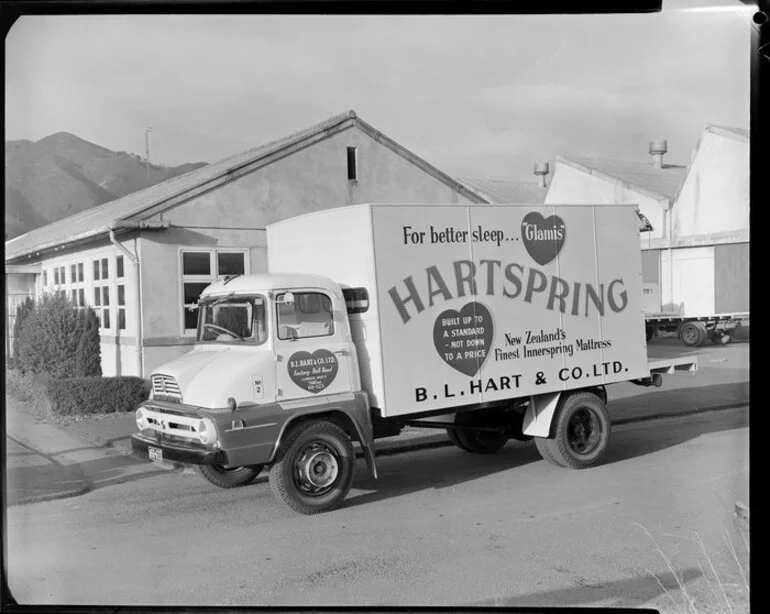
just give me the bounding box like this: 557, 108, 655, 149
45, 376, 151, 417
5, 369, 53, 419
15, 293, 102, 378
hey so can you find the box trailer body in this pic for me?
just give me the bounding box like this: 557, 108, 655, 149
131, 203, 697, 514
268, 203, 650, 417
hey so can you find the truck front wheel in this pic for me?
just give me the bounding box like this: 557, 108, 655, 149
196, 464, 263, 488
535, 392, 610, 469
269, 420, 355, 515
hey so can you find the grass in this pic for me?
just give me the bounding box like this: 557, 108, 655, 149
633, 520, 750, 614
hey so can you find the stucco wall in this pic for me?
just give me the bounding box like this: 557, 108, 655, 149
157, 126, 472, 230
544, 162, 667, 241
138, 227, 263, 342
673, 132, 749, 237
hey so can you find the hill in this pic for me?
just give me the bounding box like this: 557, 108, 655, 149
4, 133, 208, 240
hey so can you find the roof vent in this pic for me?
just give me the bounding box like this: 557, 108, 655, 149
649, 140, 667, 169
533, 162, 550, 188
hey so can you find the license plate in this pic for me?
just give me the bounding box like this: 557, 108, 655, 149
148, 447, 163, 462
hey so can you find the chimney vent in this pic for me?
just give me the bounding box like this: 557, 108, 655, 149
533, 162, 550, 188
649, 140, 667, 169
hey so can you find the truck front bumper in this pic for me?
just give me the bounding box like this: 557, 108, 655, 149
131, 433, 228, 466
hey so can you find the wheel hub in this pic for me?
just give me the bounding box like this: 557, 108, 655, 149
295, 445, 339, 492
567, 409, 600, 455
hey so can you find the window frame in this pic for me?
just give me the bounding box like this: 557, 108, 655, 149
275, 291, 335, 341
179, 248, 250, 336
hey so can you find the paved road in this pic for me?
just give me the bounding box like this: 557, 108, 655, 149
6, 407, 749, 611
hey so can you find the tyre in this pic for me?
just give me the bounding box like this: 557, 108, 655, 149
446, 427, 471, 451
680, 322, 706, 347
536, 392, 611, 469
196, 464, 263, 488
269, 420, 355, 515
455, 428, 509, 454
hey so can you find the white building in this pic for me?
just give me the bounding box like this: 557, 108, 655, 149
545, 125, 749, 318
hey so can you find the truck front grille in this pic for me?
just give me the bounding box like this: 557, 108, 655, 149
152, 374, 182, 401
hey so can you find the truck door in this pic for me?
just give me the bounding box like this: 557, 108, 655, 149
274, 289, 355, 401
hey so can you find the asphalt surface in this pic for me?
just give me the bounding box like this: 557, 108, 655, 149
4, 339, 750, 610
6, 408, 749, 610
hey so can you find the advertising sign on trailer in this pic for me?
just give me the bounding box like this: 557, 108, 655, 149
371, 204, 649, 415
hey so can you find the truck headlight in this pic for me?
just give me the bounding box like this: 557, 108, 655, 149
197, 418, 218, 445
135, 408, 146, 430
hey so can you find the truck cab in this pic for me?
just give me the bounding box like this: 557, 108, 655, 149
131, 273, 378, 514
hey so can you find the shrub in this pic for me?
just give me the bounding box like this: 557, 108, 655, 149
45, 376, 150, 417
75, 307, 102, 377
15, 293, 102, 378
12, 296, 36, 363
5, 369, 53, 419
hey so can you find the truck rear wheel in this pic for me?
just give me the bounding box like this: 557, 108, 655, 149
196, 464, 263, 488
446, 428, 471, 451
680, 322, 706, 347
536, 392, 610, 469
269, 420, 354, 515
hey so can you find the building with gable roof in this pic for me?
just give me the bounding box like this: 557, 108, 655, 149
545, 125, 748, 320
5, 110, 490, 376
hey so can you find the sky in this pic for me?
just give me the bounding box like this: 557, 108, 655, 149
4, 2, 753, 182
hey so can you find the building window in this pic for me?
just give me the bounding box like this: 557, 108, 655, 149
43, 271, 48, 286
71, 264, 77, 283
117, 255, 124, 278
78, 288, 85, 307
93, 260, 100, 281
78, 263, 84, 282
94, 288, 101, 306
181, 250, 248, 332
218, 252, 245, 277
347, 147, 358, 181
117, 284, 126, 330
71, 289, 77, 304
183, 252, 211, 276
54, 268, 60, 285
101, 258, 109, 279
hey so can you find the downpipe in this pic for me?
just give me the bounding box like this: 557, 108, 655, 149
108, 219, 169, 377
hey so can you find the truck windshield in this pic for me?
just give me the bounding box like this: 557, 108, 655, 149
197, 296, 268, 344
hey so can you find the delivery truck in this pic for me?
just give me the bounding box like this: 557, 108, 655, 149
131, 203, 697, 514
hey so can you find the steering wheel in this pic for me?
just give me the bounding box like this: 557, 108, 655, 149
202, 323, 243, 340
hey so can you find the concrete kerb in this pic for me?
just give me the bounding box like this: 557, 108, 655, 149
7, 435, 92, 506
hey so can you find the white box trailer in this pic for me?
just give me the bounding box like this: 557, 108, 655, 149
131, 203, 697, 514
268, 203, 651, 417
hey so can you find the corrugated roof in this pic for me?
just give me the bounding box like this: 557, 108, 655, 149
559, 156, 688, 201
6, 110, 486, 263
458, 178, 547, 204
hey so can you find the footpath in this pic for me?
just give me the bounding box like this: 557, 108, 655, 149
5, 340, 749, 507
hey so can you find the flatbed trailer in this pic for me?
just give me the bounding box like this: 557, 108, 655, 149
645, 312, 749, 347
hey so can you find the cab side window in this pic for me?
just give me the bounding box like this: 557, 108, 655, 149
277, 292, 334, 339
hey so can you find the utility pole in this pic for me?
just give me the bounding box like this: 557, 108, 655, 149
145, 127, 153, 183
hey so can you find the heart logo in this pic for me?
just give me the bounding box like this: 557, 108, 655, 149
288, 350, 339, 394
521, 212, 566, 266
433, 302, 494, 376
